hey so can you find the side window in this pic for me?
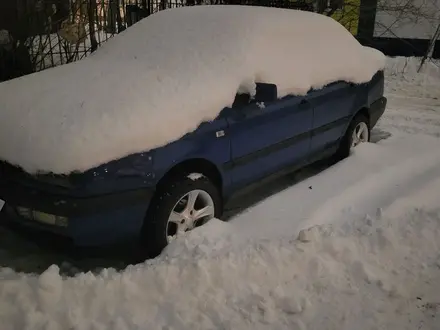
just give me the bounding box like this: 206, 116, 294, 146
232, 83, 278, 109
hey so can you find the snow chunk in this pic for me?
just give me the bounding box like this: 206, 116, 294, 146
256, 102, 265, 109
0, 6, 385, 174
162, 218, 244, 259
187, 172, 204, 181
37, 265, 63, 311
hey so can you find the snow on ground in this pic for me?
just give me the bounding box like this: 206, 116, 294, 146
0, 56, 440, 329
378, 56, 440, 138
0, 5, 384, 174
2, 201, 440, 330
230, 134, 440, 241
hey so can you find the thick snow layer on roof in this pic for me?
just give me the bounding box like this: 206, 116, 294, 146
0, 5, 386, 174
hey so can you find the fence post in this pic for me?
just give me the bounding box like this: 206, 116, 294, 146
357, 0, 378, 40
88, 0, 98, 52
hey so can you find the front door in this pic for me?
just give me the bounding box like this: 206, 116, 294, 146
226, 95, 313, 188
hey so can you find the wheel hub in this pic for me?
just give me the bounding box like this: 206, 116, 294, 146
351, 122, 369, 148
166, 189, 215, 242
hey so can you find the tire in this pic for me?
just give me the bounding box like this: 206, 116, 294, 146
335, 113, 370, 160
141, 174, 222, 258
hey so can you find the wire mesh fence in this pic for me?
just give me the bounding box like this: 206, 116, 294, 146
0, 0, 439, 81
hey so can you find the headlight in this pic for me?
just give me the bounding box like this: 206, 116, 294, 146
16, 207, 68, 227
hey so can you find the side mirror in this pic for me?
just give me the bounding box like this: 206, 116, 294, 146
255, 83, 277, 103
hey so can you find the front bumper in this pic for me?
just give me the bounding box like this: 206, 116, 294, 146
369, 96, 387, 128
0, 179, 154, 246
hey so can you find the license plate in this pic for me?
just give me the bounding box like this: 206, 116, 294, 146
0, 199, 4, 211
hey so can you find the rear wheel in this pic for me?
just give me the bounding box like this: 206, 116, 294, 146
350, 121, 369, 148
141, 174, 221, 257
335, 114, 370, 160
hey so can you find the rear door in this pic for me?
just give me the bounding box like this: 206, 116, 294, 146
308, 81, 357, 156
225, 93, 313, 188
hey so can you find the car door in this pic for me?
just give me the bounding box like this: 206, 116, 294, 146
225, 84, 313, 188
308, 81, 358, 156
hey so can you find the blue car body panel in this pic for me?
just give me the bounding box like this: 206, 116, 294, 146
309, 81, 358, 154
152, 118, 232, 191
0, 71, 387, 246
226, 95, 313, 191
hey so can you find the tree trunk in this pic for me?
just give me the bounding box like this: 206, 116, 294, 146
88, 0, 98, 52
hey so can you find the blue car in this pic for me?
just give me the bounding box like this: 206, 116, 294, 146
0, 71, 386, 256
0, 6, 388, 257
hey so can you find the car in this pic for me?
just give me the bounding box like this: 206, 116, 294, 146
0, 5, 387, 257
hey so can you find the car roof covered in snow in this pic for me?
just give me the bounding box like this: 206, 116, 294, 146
0, 5, 385, 174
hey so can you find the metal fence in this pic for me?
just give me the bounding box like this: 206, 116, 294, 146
1, 0, 158, 75
0, 0, 357, 80
0, 0, 439, 82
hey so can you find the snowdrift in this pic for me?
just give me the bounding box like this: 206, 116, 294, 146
1, 204, 440, 329
0, 5, 385, 174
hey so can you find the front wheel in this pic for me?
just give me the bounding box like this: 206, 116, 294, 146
335, 114, 370, 160
141, 174, 222, 257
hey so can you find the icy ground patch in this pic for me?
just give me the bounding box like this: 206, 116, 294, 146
0, 56, 440, 329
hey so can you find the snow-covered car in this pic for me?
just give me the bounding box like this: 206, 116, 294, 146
0, 5, 387, 256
